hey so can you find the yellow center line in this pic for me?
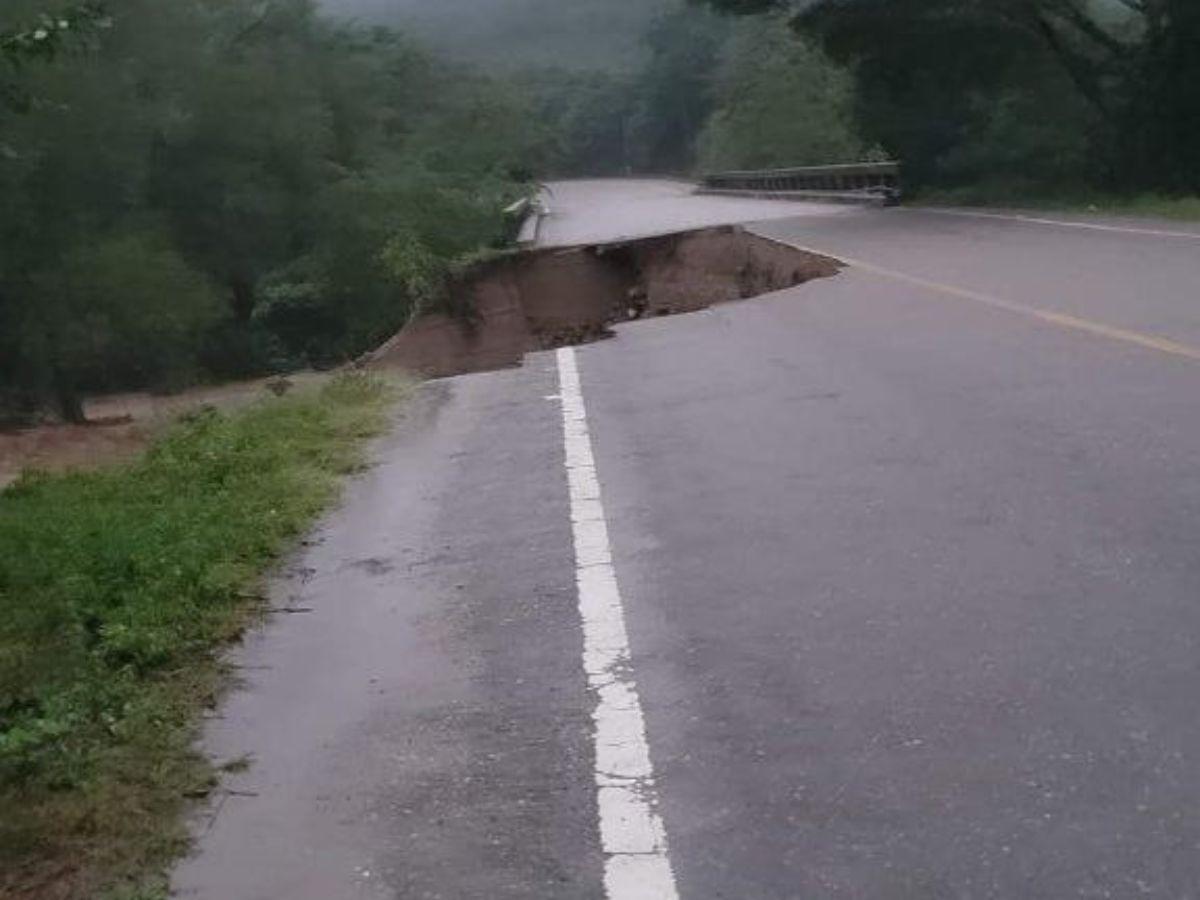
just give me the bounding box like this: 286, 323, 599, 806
757, 233, 1200, 363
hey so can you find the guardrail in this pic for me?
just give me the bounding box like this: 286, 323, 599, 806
700, 161, 901, 206
504, 195, 550, 247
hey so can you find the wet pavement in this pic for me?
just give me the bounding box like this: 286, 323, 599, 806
176, 182, 1200, 899
174, 375, 604, 899
536, 178, 851, 248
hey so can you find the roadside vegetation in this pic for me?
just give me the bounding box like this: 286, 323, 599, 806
373, 0, 1199, 215
2, 2, 543, 895
4, 1, 1196, 428
0, 0, 543, 426
0, 373, 399, 898
7, 0, 1189, 426
693, 0, 1200, 210
694, 13, 872, 173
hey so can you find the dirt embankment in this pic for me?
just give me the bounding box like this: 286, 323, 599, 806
0, 373, 328, 489
2, 227, 835, 488
362, 226, 840, 378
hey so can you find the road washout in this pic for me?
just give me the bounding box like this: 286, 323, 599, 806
362, 226, 842, 378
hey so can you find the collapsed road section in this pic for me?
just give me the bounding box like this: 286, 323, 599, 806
361, 226, 841, 378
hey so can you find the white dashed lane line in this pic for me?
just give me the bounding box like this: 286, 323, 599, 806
556, 347, 680, 900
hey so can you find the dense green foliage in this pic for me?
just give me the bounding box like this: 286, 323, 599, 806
0, 0, 905, 425
503, 3, 862, 178
628, 6, 728, 173
0, 0, 539, 422
696, 13, 867, 171
0, 374, 396, 897
0, 0, 882, 428
6, 0, 1194, 426
318, 1, 863, 178
1, 4, 109, 117
696, 0, 1200, 195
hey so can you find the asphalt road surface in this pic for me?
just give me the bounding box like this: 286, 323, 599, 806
174, 181, 1200, 899
536, 179, 852, 247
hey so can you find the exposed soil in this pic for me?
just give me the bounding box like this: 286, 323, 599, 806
363, 226, 841, 378
1, 227, 836, 490
0, 373, 328, 490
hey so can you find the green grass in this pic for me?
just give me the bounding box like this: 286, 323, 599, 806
912, 184, 1200, 222
0, 373, 401, 899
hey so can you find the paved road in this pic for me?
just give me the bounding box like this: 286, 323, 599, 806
537, 179, 852, 247
175, 181, 1200, 899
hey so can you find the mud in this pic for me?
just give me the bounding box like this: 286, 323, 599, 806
363, 226, 841, 379
0, 372, 330, 490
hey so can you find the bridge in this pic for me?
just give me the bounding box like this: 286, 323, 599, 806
700, 160, 901, 204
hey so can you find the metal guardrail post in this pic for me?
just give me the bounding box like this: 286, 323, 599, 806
699, 161, 902, 206
505, 196, 550, 247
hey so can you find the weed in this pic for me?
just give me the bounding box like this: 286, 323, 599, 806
912, 185, 1200, 222
0, 373, 401, 898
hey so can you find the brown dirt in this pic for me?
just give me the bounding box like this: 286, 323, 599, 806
363, 225, 840, 378
2, 227, 837, 490
0, 372, 328, 490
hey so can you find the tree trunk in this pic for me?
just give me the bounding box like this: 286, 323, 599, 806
52, 369, 87, 425
230, 275, 256, 323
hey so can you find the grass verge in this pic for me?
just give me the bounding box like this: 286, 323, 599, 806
912, 186, 1200, 222
0, 373, 401, 899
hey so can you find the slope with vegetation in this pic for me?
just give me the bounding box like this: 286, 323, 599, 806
1, 1, 542, 895
0, 0, 545, 425
1, 373, 398, 899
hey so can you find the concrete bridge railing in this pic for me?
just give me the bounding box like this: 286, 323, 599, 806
700, 161, 901, 206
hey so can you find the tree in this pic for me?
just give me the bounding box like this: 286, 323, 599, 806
26, 233, 223, 419
693, 0, 1200, 192
1, 0, 543, 421
1, 0, 191, 421
149, 5, 335, 323
696, 13, 866, 171
1, 3, 107, 66
1125, 1, 1200, 190
1, 3, 108, 112
627, 7, 728, 173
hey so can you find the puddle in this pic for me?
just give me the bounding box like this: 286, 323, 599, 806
362, 225, 841, 379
